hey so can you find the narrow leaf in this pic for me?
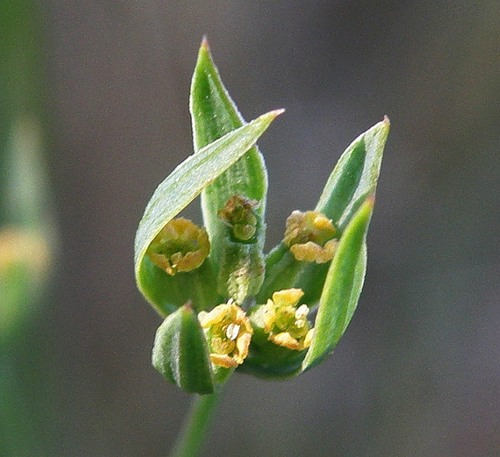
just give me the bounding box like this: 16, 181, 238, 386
302, 197, 374, 372
190, 38, 268, 241
190, 39, 268, 300
152, 305, 214, 394
134, 110, 282, 311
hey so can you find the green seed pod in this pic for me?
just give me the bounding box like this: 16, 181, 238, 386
152, 304, 214, 394
237, 323, 306, 379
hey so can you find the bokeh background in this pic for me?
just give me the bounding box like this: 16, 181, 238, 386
1, 1, 499, 456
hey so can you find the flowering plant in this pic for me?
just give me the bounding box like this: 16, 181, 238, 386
134, 38, 389, 456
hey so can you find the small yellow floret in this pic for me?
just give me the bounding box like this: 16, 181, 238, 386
284, 210, 337, 263
147, 218, 209, 275
198, 302, 253, 368
251, 288, 314, 351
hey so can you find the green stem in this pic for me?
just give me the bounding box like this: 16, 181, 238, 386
169, 391, 221, 457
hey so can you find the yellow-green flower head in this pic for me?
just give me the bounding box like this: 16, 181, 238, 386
198, 302, 253, 369
147, 218, 210, 276
283, 210, 337, 263
251, 288, 314, 351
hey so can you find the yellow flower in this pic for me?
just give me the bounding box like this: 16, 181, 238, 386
284, 210, 337, 263
198, 302, 253, 368
147, 218, 210, 275
251, 288, 314, 351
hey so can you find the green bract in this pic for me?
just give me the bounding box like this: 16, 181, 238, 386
134, 39, 390, 394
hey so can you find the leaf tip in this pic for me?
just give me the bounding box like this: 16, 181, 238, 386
380, 115, 391, 136
268, 108, 285, 119
365, 194, 376, 208
201, 35, 210, 51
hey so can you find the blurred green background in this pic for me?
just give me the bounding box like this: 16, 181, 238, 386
1, 1, 498, 456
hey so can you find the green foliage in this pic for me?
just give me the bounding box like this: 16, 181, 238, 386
259, 118, 389, 304
135, 39, 389, 393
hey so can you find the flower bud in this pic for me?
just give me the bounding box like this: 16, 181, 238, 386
147, 218, 210, 275
218, 195, 259, 242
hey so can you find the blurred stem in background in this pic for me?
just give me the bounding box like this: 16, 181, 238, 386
0, 0, 57, 455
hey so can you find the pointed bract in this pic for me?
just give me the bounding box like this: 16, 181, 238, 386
152, 305, 214, 394
134, 110, 282, 314
190, 40, 270, 304
302, 197, 374, 371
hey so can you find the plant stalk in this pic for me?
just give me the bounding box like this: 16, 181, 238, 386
169, 390, 221, 457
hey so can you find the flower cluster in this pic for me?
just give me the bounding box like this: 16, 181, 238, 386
218, 195, 259, 242
148, 215, 321, 369
135, 38, 388, 394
